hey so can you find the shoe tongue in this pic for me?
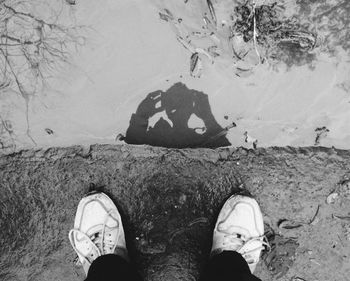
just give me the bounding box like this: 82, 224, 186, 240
95, 226, 119, 254
90, 232, 102, 249
226, 236, 244, 249
74, 231, 100, 261
217, 223, 251, 238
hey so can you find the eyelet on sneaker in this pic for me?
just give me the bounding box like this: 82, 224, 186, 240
69, 192, 128, 276
211, 195, 266, 274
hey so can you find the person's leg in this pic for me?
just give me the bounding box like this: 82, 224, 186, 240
69, 192, 142, 281
200, 195, 269, 281
85, 254, 142, 281
201, 251, 261, 281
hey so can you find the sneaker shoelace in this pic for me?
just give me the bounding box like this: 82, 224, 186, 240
69, 210, 120, 265
222, 233, 271, 263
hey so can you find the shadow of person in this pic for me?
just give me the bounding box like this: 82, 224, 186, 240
125, 82, 231, 148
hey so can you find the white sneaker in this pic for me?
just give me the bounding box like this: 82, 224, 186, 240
69, 192, 127, 275
211, 195, 269, 273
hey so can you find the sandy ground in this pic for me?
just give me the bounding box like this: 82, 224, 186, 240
0, 144, 350, 281
0, 0, 350, 152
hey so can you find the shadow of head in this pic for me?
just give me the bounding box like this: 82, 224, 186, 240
125, 82, 231, 148
162, 83, 195, 126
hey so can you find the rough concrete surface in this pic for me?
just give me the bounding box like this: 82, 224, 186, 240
0, 144, 349, 281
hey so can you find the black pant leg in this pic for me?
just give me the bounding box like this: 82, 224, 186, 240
199, 251, 262, 281
85, 254, 143, 281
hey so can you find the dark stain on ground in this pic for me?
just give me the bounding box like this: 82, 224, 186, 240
262, 223, 299, 279
125, 82, 231, 149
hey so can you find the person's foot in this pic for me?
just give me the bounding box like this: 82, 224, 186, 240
69, 192, 128, 275
211, 194, 269, 273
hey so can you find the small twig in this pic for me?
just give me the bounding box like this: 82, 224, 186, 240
252, 1, 261, 63
176, 36, 195, 53
308, 204, 320, 224
188, 217, 209, 227
332, 214, 350, 221
0, 34, 41, 45
201, 122, 237, 146
206, 0, 217, 27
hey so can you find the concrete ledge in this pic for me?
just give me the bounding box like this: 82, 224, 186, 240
1, 144, 349, 280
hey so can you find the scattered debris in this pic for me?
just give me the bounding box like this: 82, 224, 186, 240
308, 204, 320, 225
233, 3, 317, 51
45, 128, 54, 135
338, 175, 350, 187
291, 277, 307, 281
176, 35, 195, 53
159, 9, 175, 22
202, 122, 236, 146
315, 126, 330, 145
277, 205, 320, 229
160, 1, 318, 76
0, 80, 10, 90
326, 192, 339, 204
244, 131, 258, 149
115, 133, 126, 142
206, 0, 217, 26
337, 174, 350, 198
278, 219, 303, 229
190, 52, 203, 78
332, 214, 350, 222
